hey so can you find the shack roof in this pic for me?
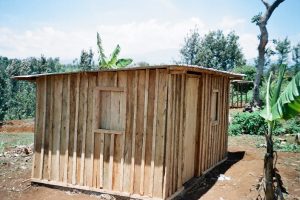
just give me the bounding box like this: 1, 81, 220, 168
13, 64, 244, 81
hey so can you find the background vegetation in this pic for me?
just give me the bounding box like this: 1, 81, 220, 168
0, 50, 96, 121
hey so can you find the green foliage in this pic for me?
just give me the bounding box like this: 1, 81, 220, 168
97, 32, 133, 69
180, 28, 200, 65
251, 12, 262, 25
292, 42, 300, 73
283, 117, 300, 134
79, 49, 94, 71
0, 54, 94, 121
232, 65, 256, 81
229, 111, 267, 136
273, 139, 300, 153
273, 37, 291, 66
180, 30, 245, 71
197, 30, 246, 71
272, 71, 300, 120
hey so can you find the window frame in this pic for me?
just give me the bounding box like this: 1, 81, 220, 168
211, 89, 220, 125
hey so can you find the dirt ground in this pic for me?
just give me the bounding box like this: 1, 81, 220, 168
0, 120, 34, 133
0, 120, 299, 200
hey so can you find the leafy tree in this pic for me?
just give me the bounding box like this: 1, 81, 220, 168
97, 32, 133, 69
273, 37, 291, 66
0, 56, 10, 120
260, 64, 300, 199
79, 48, 94, 71
251, 0, 285, 106
180, 28, 200, 65
292, 42, 300, 73
0, 55, 65, 121
196, 30, 245, 71
233, 65, 257, 81
180, 30, 245, 71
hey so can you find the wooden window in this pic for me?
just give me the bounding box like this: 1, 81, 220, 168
211, 89, 219, 124
93, 86, 126, 134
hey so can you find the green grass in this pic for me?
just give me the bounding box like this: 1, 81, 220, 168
0, 132, 34, 153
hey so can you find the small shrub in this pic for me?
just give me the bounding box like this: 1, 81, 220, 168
229, 111, 267, 136
273, 139, 300, 153
284, 117, 300, 134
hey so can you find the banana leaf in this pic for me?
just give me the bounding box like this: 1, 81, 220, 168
97, 32, 107, 67
107, 45, 121, 67
116, 58, 133, 68
271, 72, 300, 120
261, 72, 274, 121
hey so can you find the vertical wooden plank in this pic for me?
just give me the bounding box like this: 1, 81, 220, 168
197, 75, 203, 175
59, 76, 69, 182
207, 75, 212, 169
39, 77, 47, 179
102, 72, 114, 190
163, 73, 172, 199
79, 74, 88, 186
133, 70, 146, 194
219, 77, 225, 161
32, 78, 43, 179
97, 72, 105, 188
169, 75, 176, 195
177, 74, 185, 187
130, 71, 138, 194
67, 75, 76, 184
51, 75, 63, 182
42, 76, 51, 180
140, 69, 149, 195
153, 69, 167, 198
122, 71, 134, 193
47, 77, 54, 180
225, 78, 230, 158
149, 69, 159, 196
72, 74, 80, 185
113, 71, 127, 192
182, 77, 199, 183
63, 75, 70, 183
85, 74, 96, 187
108, 73, 118, 190
174, 75, 181, 193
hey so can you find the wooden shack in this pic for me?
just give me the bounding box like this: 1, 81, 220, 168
14, 65, 243, 199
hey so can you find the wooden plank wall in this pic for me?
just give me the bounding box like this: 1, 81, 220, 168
197, 74, 230, 176
164, 73, 230, 197
32, 70, 230, 199
32, 69, 169, 199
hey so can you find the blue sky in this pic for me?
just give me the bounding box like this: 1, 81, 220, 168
0, 0, 299, 64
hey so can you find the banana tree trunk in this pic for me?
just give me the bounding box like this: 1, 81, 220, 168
265, 124, 274, 200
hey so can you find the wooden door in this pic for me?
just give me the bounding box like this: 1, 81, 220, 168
182, 76, 200, 183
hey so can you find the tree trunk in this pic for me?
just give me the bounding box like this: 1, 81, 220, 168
253, 23, 268, 106
252, 0, 285, 106
264, 124, 274, 200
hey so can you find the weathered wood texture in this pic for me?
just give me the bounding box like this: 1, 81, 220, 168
32, 69, 230, 200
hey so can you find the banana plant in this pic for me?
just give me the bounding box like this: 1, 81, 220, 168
96, 32, 133, 69
260, 64, 300, 200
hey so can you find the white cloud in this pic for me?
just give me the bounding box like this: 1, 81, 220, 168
219, 16, 246, 30
239, 33, 258, 60
0, 18, 206, 64
0, 17, 259, 64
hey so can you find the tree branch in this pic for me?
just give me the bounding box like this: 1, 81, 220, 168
263, 0, 285, 23
261, 0, 270, 9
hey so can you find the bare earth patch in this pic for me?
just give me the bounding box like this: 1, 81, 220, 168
0, 131, 299, 200
0, 120, 34, 133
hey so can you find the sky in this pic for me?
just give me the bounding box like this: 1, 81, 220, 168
0, 0, 300, 64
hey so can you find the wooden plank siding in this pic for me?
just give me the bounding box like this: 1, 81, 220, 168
31, 69, 230, 200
